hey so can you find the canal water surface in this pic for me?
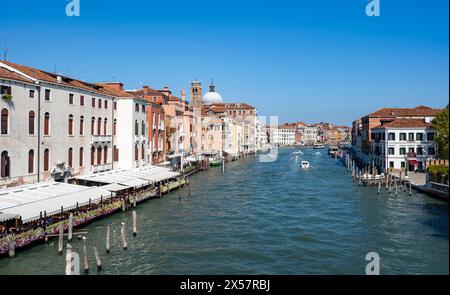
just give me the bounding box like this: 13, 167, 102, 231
0, 147, 448, 274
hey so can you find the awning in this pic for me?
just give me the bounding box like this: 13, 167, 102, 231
100, 183, 131, 192
0, 182, 115, 222
0, 213, 20, 223
408, 160, 418, 165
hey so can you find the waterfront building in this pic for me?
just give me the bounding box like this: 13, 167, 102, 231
351, 106, 442, 167
0, 61, 116, 187
272, 125, 296, 146
189, 79, 258, 157
210, 102, 258, 153
371, 119, 437, 173
127, 86, 166, 164
100, 82, 150, 170
162, 89, 194, 157
297, 125, 318, 145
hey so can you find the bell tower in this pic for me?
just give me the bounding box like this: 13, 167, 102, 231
189, 79, 202, 109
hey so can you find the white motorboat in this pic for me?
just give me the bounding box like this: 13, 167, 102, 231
300, 161, 310, 169
291, 150, 303, 155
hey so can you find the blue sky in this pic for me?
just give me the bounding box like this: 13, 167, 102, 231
1, 0, 448, 125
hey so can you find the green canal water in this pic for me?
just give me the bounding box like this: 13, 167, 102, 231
0, 147, 448, 274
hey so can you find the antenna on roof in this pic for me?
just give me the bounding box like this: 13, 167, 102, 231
2, 39, 8, 61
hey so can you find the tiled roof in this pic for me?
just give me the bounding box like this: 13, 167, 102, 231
374, 119, 433, 128
96, 83, 134, 98
210, 103, 256, 110
0, 60, 111, 96
0, 66, 34, 83
169, 95, 181, 102
368, 106, 442, 118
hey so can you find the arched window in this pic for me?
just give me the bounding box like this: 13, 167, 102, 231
68, 148, 73, 167
1, 109, 8, 135
135, 120, 138, 135
97, 146, 102, 164
1, 151, 10, 177
28, 150, 34, 173
103, 146, 108, 164
29, 111, 35, 135
80, 116, 84, 135
103, 118, 107, 135
90, 146, 95, 165
79, 147, 84, 167
114, 145, 119, 162
141, 142, 145, 160
44, 112, 50, 135
113, 119, 117, 135
135, 144, 138, 161
97, 117, 102, 135
68, 114, 74, 135
142, 120, 145, 136
44, 148, 49, 172
91, 117, 95, 135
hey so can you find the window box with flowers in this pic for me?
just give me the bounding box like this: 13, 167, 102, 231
2, 94, 13, 101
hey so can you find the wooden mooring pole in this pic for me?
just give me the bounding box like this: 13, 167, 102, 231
132, 211, 137, 237
58, 223, 64, 255
8, 241, 15, 258
93, 245, 102, 271
82, 237, 89, 274
120, 222, 128, 250
68, 213, 73, 243
105, 225, 111, 254
409, 181, 412, 196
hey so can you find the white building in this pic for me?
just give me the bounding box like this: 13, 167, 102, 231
0, 61, 116, 187
99, 82, 150, 170
272, 126, 295, 146
0, 61, 149, 188
297, 125, 318, 145
371, 119, 437, 173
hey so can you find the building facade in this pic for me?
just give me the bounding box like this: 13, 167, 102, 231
351, 106, 442, 166
0, 61, 116, 187
371, 119, 437, 173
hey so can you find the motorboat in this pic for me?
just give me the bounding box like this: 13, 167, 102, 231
291, 150, 304, 155
313, 143, 325, 149
300, 161, 310, 169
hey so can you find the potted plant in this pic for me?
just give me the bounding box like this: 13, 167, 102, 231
2, 94, 13, 101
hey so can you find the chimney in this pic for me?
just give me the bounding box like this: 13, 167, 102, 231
159, 86, 171, 97
56, 75, 62, 83
143, 85, 149, 95
181, 89, 186, 102
103, 82, 124, 91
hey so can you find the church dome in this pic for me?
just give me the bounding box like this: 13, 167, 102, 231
201, 80, 223, 104
202, 91, 223, 104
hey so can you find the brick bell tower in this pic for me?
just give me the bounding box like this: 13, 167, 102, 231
189, 79, 202, 109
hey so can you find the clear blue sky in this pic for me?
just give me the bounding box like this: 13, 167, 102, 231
1, 0, 448, 125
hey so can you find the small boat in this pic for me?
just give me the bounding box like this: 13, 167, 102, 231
300, 161, 310, 169
209, 158, 222, 167
291, 150, 303, 155
313, 144, 325, 149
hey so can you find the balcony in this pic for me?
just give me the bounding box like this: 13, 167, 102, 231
92, 163, 112, 173
179, 131, 185, 137
158, 123, 165, 131
91, 135, 112, 144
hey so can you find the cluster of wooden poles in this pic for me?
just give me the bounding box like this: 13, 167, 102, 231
344, 156, 413, 197
63, 207, 138, 274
